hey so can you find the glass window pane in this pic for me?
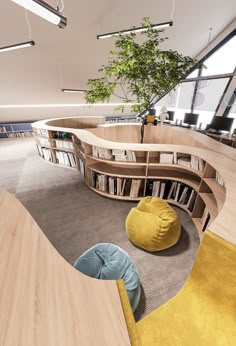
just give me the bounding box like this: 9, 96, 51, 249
194, 78, 229, 111
178, 82, 195, 109
202, 35, 236, 76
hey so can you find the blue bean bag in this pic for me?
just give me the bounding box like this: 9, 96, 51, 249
73, 243, 141, 312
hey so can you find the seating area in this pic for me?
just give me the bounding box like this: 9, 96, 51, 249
74, 243, 141, 312
126, 197, 181, 251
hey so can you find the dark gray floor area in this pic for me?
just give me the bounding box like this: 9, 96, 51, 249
0, 138, 200, 321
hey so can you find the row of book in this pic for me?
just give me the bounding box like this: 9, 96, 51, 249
92, 146, 136, 162
54, 139, 74, 151
159, 152, 205, 171
146, 179, 198, 212
55, 150, 77, 168
91, 173, 141, 198
36, 144, 52, 162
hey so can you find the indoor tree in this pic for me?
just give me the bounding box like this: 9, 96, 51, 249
85, 18, 197, 114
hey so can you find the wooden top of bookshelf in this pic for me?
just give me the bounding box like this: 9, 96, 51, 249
0, 188, 130, 346
32, 119, 236, 245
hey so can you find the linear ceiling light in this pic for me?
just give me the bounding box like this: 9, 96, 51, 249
0, 40, 35, 53
11, 0, 67, 28
97, 21, 173, 39
61, 89, 86, 93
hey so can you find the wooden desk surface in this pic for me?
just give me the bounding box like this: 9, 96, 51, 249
0, 189, 131, 346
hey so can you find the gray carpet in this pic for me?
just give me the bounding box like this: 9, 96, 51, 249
0, 138, 200, 321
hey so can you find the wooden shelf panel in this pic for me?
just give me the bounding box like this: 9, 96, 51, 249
53, 147, 75, 153
147, 171, 200, 191
203, 178, 225, 211
86, 154, 147, 166
148, 162, 203, 177
38, 157, 77, 171
199, 193, 218, 220
148, 168, 200, 181
89, 186, 142, 201
88, 162, 146, 178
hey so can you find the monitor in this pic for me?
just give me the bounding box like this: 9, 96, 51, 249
167, 111, 175, 121
183, 113, 199, 126
209, 116, 234, 132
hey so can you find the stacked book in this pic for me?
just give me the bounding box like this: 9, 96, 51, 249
55, 140, 74, 151
190, 155, 205, 171
177, 156, 191, 168
55, 150, 77, 168
129, 179, 141, 198
146, 179, 197, 210
36, 145, 52, 162
112, 149, 136, 162
159, 152, 175, 164
108, 177, 124, 195
92, 146, 113, 160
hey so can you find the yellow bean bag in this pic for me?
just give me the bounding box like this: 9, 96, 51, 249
125, 196, 181, 251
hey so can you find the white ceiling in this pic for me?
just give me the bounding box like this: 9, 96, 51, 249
0, 0, 235, 122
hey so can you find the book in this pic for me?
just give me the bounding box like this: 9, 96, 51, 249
108, 177, 115, 195
152, 181, 160, 197
159, 181, 166, 198
202, 213, 211, 231
178, 186, 189, 204
177, 156, 191, 168
167, 181, 177, 199
146, 180, 153, 196
160, 152, 174, 164
174, 183, 181, 202
187, 190, 197, 212
121, 178, 127, 196
130, 179, 141, 198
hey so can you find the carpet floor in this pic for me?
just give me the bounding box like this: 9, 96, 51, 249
0, 138, 200, 321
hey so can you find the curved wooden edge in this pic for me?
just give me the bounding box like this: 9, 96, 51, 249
32, 119, 236, 245
0, 188, 131, 346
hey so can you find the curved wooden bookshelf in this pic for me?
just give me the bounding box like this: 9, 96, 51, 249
31, 117, 236, 246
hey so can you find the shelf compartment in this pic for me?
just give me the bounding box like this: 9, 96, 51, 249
199, 192, 218, 220
203, 178, 226, 211
147, 163, 203, 177
88, 162, 146, 178
147, 169, 200, 190
88, 186, 142, 201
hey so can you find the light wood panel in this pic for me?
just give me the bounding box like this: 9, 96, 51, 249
0, 189, 131, 346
